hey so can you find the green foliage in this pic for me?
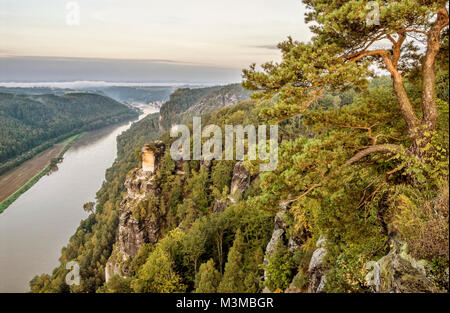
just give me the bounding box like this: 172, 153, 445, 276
190, 168, 211, 214
242, 0, 449, 292
430, 257, 449, 291
217, 230, 247, 293
29, 274, 54, 293
29, 3, 449, 292
211, 160, 235, 194
132, 248, 185, 293
0, 92, 138, 173
159, 84, 250, 130
132, 230, 186, 293
182, 219, 209, 273
195, 259, 222, 293
264, 241, 296, 292
97, 275, 133, 293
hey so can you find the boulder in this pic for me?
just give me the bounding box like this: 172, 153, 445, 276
366, 238, 441, 293
308, 236, 327, 293
212, 200, 228, 213
263, 211, 287, 280
229, 161, 251, 200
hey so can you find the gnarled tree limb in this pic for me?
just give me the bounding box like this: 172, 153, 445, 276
346, 144, 405, 165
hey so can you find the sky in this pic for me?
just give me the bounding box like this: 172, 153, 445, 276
0, 0, 312, 83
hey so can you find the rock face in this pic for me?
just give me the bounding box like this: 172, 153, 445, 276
141, 149, 155, 172
229, 161, 251, 201
212, 200, 228, 214
185, 86, 250, 116
366, 238, 441, 293
264, 209, 306, 289
141, 141, 165, 173
105, 142, 166, 282
263, 211, 288, 281
308, 237, 327, 293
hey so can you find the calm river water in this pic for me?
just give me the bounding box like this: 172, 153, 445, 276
0, 107, 157, 292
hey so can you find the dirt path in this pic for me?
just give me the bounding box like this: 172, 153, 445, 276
0, 144, 65, 203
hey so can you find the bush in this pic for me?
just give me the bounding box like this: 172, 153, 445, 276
392, 183, 449, 261
264, 241, 296, 292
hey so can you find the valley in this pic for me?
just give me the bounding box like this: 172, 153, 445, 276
0, 106, 157, 292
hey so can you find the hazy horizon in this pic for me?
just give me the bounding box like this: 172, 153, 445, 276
0, 0, 312, 83
0, 55, 244, 84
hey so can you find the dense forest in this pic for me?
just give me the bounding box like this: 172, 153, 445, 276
30, 0, 448, 293
0, 92, 138, 175
0, 86, 175, 105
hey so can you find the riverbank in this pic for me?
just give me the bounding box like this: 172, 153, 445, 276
0, 133, 85, 214
0, 108, 156, 292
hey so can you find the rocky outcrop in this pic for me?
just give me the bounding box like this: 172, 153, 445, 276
105, 142, 166, 282
263, 211, 287, 281
266, 212, 287, 252
308, 237, 327, 293
263, 208, 306, 289
158, 84, 250, 131
141, 141, 165, 173
366, 237, 442, 293
212, 200, 228, 214
229, 161, 251, 201
185, 85, 250, 116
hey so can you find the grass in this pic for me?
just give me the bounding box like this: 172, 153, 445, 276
0, 133, 85, 214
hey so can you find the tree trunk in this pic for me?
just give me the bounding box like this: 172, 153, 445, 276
421, 7, 448, 132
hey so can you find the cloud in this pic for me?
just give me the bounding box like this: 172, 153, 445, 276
250, 44, 279, 50
0, 55, 199, 65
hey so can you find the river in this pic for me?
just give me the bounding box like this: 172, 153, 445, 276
0, 107, 157, 292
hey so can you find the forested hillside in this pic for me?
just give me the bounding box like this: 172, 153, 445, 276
91, 86, 174, 105
30, 0, 448, 293
0, 92, 138, 174
0, 86, 175, 105
159, 84, 250, 130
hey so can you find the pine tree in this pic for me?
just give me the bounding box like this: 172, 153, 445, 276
211, 160, 235, 194
132, 248, 185, 293
191, 168, 211, 213
217, 230, 246, 293
243, 0, 449, 161
195, 259, 221, 293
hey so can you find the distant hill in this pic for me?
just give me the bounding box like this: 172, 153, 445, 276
159, 83, 250, 130
0, 92, 138, 174
0, 85, 176, 107
91, 86, 175, 105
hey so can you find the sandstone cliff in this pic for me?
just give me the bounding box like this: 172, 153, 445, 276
105, 141, 165, 282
